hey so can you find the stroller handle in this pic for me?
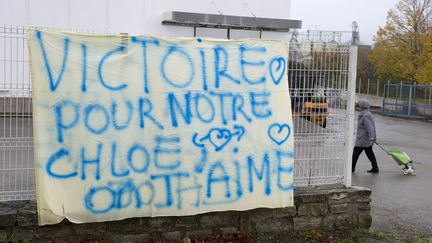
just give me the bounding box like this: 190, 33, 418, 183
374, 141, 389, 154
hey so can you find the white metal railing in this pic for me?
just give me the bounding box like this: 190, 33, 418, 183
0, 26, 34, 201
0, 26, 356, 201
289, 34, 356, 186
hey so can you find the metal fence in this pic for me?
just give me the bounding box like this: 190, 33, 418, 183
356, 78, 432, 119
0, 26, 34, 201
0, 26, 356, 201
382, 83, 432, 119
356, 78, 406, 97
289, 31, 356, 186
357, 78, 385, 97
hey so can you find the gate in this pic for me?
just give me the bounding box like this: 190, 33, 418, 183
289, 31, 356, 186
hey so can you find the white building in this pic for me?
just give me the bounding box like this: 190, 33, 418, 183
1, 0, 298, 39
0, 0, 301, 97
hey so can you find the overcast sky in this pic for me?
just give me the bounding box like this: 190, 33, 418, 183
290, 0, 400, 44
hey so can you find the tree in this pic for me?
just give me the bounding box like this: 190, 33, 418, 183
416, 27, 432, 82
369, 0, 432, 84
357, 45, 376, 83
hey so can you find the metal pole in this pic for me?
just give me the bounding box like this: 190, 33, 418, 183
429, 84, 432, 105
381, 83, 386, 113
408, 85, 413, 117
399, 81, 403, 113
388, 80, 390, 98
367, 78, 370, 95
385, 80, 390, 113
358, 78, 361, 93
424, 84, 427, 116
376, 79, 380, 96
344, 46, 357, 187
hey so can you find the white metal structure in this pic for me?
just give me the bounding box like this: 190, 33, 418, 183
0, 26, 356, 201
288, 32, 356, 186
0, 26, 34, 201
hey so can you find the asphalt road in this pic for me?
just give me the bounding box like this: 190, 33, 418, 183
352, 113, 432, 235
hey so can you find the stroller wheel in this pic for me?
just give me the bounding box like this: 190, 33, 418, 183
403, 169, 409, 175
408, 165, 416, 175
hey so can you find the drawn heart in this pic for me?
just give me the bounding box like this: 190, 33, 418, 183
208, 128, 232, 151
269, 57, 286, 85
268, 123, 291, 145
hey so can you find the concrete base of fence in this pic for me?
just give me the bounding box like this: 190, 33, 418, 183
0, 185, 371, 242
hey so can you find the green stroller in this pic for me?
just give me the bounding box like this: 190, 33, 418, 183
375, 142, 417, 175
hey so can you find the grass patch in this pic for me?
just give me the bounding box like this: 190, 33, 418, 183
291, 228, 429, 242
369, 231, 397, 241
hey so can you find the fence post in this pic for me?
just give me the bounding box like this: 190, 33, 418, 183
367, 78, 370, 95
398, 81, 402, 111
358, 78, 361, 93
388, 80, 390, 99
344, 46, 357, 187
376, 79, 380, 96
429, 84, 432, 105
381, 82, 386, 113
384, 80, 390, 112
408, 84, 413, 117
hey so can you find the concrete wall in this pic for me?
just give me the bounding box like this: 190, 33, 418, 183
0, 186, 371, 242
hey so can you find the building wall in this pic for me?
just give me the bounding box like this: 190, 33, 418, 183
0, 0, 292, 39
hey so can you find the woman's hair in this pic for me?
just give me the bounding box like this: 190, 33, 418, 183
358, 100, 370, 110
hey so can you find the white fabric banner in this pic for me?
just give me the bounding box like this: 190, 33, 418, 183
27, 28, 294, 225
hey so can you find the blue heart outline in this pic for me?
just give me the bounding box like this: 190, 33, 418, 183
208, 128, 232, 152
268, 123, 291, 145
269, 56, 286, 85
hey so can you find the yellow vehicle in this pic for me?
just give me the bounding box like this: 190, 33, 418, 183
291, 85, 328, 128
301, 100, 328, 128
288, 61, 329, 128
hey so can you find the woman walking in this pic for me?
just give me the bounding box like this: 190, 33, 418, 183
352, 100, 379, 173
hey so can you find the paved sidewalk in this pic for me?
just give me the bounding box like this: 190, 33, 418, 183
352, 113, 432, 235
